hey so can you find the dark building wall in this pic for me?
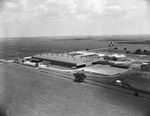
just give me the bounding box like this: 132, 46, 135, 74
110, 63, 129, 69
50, 60, 76, 68
92, 61, 102, 65
76, 64, 86, 68
32, 57, 76, 68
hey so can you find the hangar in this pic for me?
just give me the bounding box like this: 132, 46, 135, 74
32, 52, 100, 68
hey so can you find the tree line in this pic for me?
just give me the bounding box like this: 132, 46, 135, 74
114, 47, 150, 55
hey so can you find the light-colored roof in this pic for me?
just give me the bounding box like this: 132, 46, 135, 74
33, 53, 99, 66
69, 51, 97, 56
109, 54, 126, 58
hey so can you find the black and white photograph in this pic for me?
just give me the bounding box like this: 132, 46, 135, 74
0, 0, 150, 116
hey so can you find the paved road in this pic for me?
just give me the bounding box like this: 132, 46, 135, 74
0, 63, 150, 116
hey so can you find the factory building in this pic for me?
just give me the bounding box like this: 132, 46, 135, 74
32, 52, 100, 68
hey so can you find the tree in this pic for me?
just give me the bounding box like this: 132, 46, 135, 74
114, 47, 118, 50
124, 48, 127, 51
135, 49, 142, 54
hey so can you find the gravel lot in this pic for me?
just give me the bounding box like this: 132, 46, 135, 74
0, 63, 150, 116
78, 64, 128, 75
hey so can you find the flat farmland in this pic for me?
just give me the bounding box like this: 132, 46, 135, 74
0, 63, 150, 116
0, 35, 150, 60
114, 42, 150, 52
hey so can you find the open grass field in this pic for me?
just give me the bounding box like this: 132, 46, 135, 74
1, 63, 150, 116
119, 71, 150, 92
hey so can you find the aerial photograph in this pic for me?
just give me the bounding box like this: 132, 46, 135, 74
0, 0, 150, 116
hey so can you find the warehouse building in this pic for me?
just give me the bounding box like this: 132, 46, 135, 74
32, 52, 100, 68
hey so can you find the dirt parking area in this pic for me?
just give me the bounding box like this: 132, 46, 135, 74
79, 64, 128, 75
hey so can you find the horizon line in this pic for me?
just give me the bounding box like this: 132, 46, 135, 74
1, 34, 150, 39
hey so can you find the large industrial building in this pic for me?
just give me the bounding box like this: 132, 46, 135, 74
32, 51, 100, 68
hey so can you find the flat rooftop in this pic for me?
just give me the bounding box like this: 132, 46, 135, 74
33, 52, 99, 66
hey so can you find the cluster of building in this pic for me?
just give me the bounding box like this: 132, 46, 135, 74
32, 51, 100, 68
14, 50, 129, 68
15, 56, 40, 67
14, 50, 150, 71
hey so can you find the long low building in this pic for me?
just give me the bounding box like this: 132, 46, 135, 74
32, 52, 100, 68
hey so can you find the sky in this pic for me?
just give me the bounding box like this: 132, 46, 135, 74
0, 0, 150, 38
